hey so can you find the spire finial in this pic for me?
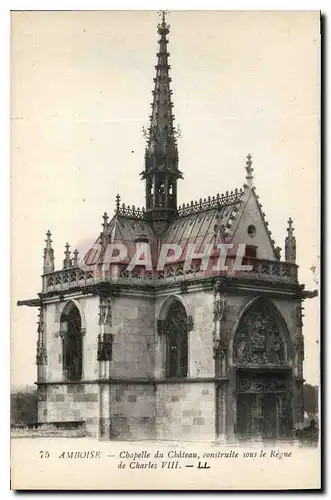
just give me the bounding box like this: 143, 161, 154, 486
43, 229, 55, 274
287, 217, 294, 235
115, 194, 121, 213
158, 10, 169, 26
245, 154, 254, 188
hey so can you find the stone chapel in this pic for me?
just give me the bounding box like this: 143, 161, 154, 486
18, 12, 317, 442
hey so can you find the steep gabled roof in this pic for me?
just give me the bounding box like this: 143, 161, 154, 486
83, 214, 156, 267
229, 184, 279, 260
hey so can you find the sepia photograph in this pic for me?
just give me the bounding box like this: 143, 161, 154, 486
10, 9, 321, 490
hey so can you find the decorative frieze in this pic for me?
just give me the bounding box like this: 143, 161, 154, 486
238, 376, 287, 394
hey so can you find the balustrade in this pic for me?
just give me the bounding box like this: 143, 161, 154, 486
43, 257, 297, 292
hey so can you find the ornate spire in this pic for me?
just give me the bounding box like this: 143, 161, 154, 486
141, 11, 182, 226
146, 11, 178, 158
245, 154, 254, 188
285, 217, 296, 263
63, 242, 72, 269
43, 230, 55, 274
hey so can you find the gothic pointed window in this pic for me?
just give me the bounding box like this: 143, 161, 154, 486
61, 304, 83, 381
165, 300, 188, 378
233, 299, 286, 366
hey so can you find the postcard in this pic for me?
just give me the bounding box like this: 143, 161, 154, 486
11, 10, 321, 490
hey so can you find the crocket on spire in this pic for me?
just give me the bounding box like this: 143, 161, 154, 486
141, 11, 183, 227
147, 11, 178, 159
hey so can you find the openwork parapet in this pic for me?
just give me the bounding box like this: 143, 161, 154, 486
116, 204, 145, 219
177, 188, 244, 216
114, 194, 145, 218
42, 257, 298, 293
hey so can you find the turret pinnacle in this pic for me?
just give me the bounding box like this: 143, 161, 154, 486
43, 230, 55, 274
63, 242, 72, 269
141, 11, 183, 229
285, 217, 296, 263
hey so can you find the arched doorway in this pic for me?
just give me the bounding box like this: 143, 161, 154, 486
60, 302, 83, 381
164, 299, 188, 378
233, 298, 292, 440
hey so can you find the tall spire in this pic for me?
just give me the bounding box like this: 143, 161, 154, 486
147, 11, 177, 158
141, 11, 183, 230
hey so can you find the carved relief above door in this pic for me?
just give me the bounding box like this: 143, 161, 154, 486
233, 299, 287, 367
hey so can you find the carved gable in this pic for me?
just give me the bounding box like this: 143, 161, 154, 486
231, 189, 276, 260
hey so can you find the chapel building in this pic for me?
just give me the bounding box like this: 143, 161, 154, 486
18, 13, 317, 442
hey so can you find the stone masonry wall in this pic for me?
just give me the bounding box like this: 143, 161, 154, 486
109, 384, 156, 440
156, 383, 216, 441
38, 383, 99, 436
110, 295, 155, 378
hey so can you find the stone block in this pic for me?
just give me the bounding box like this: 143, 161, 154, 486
110, 416, 132, 439
67, 384, 84, 394
193, 417, 204, 425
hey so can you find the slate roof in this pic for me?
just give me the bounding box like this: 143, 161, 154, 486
83, 189, 245, 267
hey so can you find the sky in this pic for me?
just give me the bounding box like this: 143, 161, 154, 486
10, 10, 320, 387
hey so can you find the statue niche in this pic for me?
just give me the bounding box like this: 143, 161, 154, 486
234, 300, 286, 366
